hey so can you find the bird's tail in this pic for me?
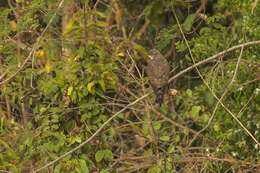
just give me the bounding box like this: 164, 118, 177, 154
155, 88, 164, 106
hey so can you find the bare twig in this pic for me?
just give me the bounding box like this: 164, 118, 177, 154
0, 170, 12, 173
168, 40, 260, 83
132, 19, 150, 41
116, 163, 152, 173
152, 108, 199, 135
195, 0, 208, 15
251, 0, 259, 14
237, 93, 255, 116
241, 76, 260, 86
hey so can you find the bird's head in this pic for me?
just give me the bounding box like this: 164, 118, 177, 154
148, 49, 162, 60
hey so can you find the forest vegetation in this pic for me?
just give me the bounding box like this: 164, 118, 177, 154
0, 0, 260, 172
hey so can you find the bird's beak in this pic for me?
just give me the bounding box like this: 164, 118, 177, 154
148, 55, 153, 60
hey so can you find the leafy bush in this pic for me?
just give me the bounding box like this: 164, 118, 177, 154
0, 0, 260, 172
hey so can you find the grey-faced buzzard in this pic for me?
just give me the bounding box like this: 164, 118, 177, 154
146, 49, 170, 105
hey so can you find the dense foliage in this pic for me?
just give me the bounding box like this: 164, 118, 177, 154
0, 0, 260, 172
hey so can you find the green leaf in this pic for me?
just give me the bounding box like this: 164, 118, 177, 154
148, 165, 161, 173
63, 18, 77, 35
95, 150, 104, 162
87, 81, 96, 94
100, 169, 110, 173
153, 121, 161, 130
16, 0, 24, 3
167, 145, 175, 154
186, 89, 193, 97
160, 135, 170, 142
213, 123, 221, 132
183, 14, 196, 31
103, 149, 113, 160
95, 149, 113, 162
174, 135, 181, 143
132, 43, 147, 54
79, 159, 89, 173
67, 86, 73, 96
54, 164, 61, 173
191, 106, 201, 117
98, 80, 106, 91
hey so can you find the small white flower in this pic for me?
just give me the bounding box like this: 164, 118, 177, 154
255, 144, 259, 149
238, 87, 243, 91
254, 88, 260, 95
231, 151, 238, 157
247, 121, 251, 127
206, 148, 209, 152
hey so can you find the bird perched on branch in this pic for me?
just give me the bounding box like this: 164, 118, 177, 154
146, 49, 170, 106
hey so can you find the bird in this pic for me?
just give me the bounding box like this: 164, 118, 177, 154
146, 49, 170, 106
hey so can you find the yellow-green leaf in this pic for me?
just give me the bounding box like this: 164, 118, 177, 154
116, 52, 125, 57
98, 80, 106, 91
87, 81, 96, 94
9, 21, 17, 31
132, 43, 147, 54
67, 86, 73, 96
63, 19, 76, 35
44, 62, 52, 73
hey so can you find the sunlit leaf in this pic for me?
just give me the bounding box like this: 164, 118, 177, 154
160, 135, 170, 142
100, 169, 110, 173
95, 150, 104, 162
9, 21, 17, 31
87, 81, 96, 94
191, 106, 201, 117
44, 62, 52, 73
98, 80, 106, 91
183, 14, 196, 31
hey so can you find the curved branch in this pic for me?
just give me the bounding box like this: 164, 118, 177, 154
168, 40, 260, 83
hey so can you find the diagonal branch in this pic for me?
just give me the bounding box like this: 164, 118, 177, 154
33, 93, 149, 173
168, 40, 260, 83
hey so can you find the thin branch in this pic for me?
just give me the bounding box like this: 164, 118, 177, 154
241, 76, 260, 86
195, 0, 208, 15
33, 93, 149, 173
251, 0, 259, 14
152, 108, 199, 135
168, 40, 260, 83
0, 170, 12, 173
131, 19, 150, 41
237, 93, 255, 116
